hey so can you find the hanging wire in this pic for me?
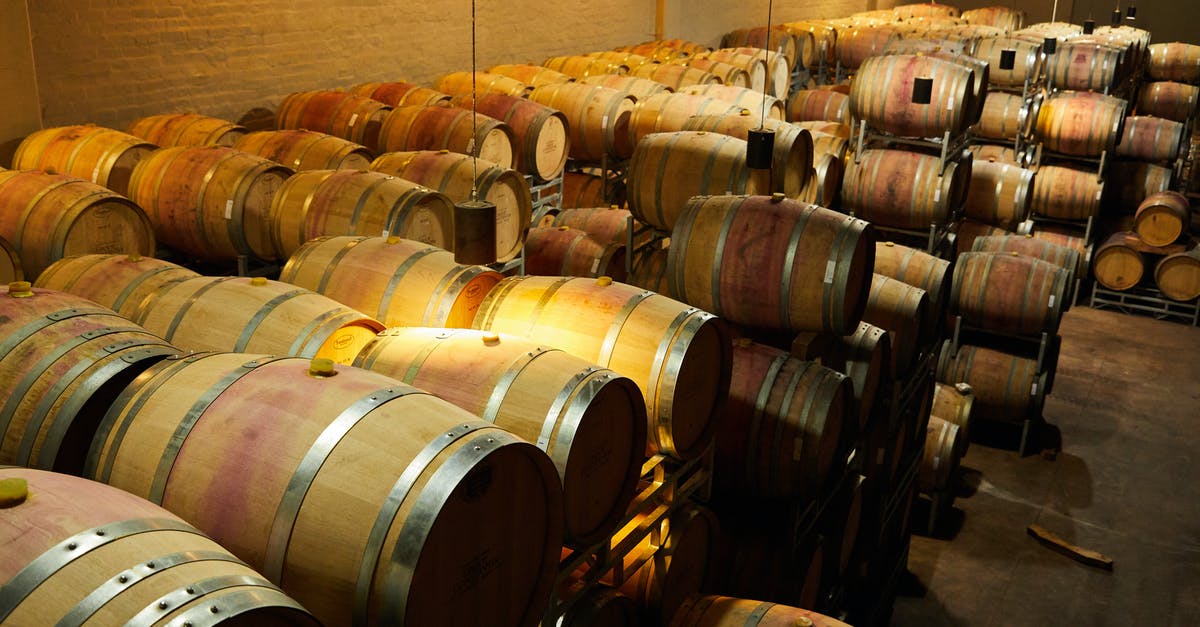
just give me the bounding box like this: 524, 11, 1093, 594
759, 0, 774, 128
470, 0, 479, 201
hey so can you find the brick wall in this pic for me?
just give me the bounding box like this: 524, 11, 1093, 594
0, 0, 40, 166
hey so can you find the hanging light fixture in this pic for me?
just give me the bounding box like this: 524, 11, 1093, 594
1111, 2, 1123, 26
747, 0, 776, 182
1083, 18, 1096, 34
454, 0, 498, 266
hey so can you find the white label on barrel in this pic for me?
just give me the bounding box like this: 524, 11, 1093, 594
224, 200, 233, 220
1095, 189, 1102, 201
381, 229, 389, 238
824, 260, 836, 283
934, 187, 941, 202
1031, 382, 1038, 396
1048, 294, 1056, 309
932, 455, 941, 471
348, 113, 359, 127
602, 114, 609, 128
591, 257, 600, 273
92, 163, 102, 181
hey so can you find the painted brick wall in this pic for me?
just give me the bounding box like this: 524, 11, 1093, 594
27, 0, 664, 129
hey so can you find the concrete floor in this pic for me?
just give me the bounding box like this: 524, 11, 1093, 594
892, 305, 1200, 626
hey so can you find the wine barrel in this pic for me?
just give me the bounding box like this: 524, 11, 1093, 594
1135, 191, 1190, 246
627, 92, 743, 149
787, 89, 848, 123
919, 415, 962, 492
1026, 226, 1094, 280
12, 125, 157, 196
863, 273, 929, 377
353, 327, 646, 545
837, 26, 903, 70
1104, 160, 1172, 212
873, 241, 950, 331
969, 143, 1022, 165
1045, 42, 1124, 92
918, 50, 990, 125
33, 254, 198, 319
488, 64, 576, 87
544, 55, 630, 79
133, 275, 383, 364
717, 337, 850, 499
668, 194, 875, 335
974, 91, 1036, 141
233, 129, 374, 171
1093, 232, 1145, 291
371, 150, 531, 262
849, 54, 974, 138
0, 170, 155, 278
700, 50, 771, 92
280, 235, 502, 328
350, 81, 452, 106
950, 251, 1068, 335
275, 90, 391, 153
937, 341, 1047, 421
447, 93, 570, 181
722, 47, 792, 96
680, 84, 785, 119
630, 63, 722, 90
377, 104, 515, 169
553, 206, 640, 247
931, 381, 973, 453
627, 242, 670, 294
1028, 164, 1103, 220
626, 131, 758, 232
1034, 91, 1127, 157
626, 39, 711, 58
826, 322, 891, 427
802, 152, 843, 208
0, 237, 22, 283
126, 113, 246, 147
723, 27, 806, 71
795, 120, 851, 139
613, 504, 718, 626
472, 275, 732, 461
585, 51, 654, 73
681, 111, 813, 198
561, 171, 623, 209
895, 1, 960, 18
1136, 81, 1200, 122
974, 37, 1042, 88
0, 467, 319, 626
962, 6, 1024, 30
842, 148, 971, 229
524, 226, 627, 281
1146, 42, 1200, 83
579, 73, 672, 102
266, 168, 453, 258
1116, 115, 1185, 162
127, 146, 289, 262
971, 234, 1080, 289
964, 159, 1034, 230
0, 284, 177, 472
529, 82, 635, 161
85, 352, 564, 627
1155, 248, 1200, 301
670, 594, 852, 627
433, 71, 533, 98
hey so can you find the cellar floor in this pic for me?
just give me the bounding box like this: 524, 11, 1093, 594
892, 304, 1200, 626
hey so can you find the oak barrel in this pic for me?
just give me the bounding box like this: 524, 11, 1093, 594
1154, 248, 1200, 301
627, 92, 743, 150
33, 254, 198, 319
524, 226, 627, 281
873, 241, 951, 328
1034, 91, 1127, 157
529, 82, 635, 161
680, 83, 785, 120
553, 206, 640, 247
841, 148, 971, 229
668, 194, 875, 335
937, 341, 1047, 421
848, 54, 974, 138
919, 415, 962, 492
1116, 115, 1185, 162
578, 73, 672, 102
127, 113, 246, 147
434, 71, 533, 98
0, 285, 177, 472
353, 327, 646, 546
1093, 232, 1145, 291
931, 381, 973, 453
716, 339, 849, 500
971, 234, 1081, 289
279, 235, 503, 329
371, 150, 531, 262
862, 273, 929, 377
964, 159, 1034, 230
267, 168, 453, 258
488, 64, 576, 87
950, 251, 1068, 335
787, 89, 849, 123
0, 467, 319, 626
974, 37, 1043, 88
826, 322, 891, 427
233, 129, 374, 171
1045, 42, 1124, 92
1028, 164, 1103, 220
0, 169, 155, 278
1136, 81, 1200, 123
127, 146, 289, 262
472, 275, 732, 461
447, 93, 570, 181
629, 63, 721, 90
1146, 43, 1200, 83
12, 125, 158, 196
680, 111, 814, 198
377, 104, 515, 169
275, 90, 391, 153
670, 594, 852, 627
85, 352, 563, 627
974, 91, 1036, 142
350, 81, 452, 107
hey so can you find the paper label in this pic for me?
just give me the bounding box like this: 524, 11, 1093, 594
1048, 294, 1056, 309
224, 200, 233, 220
348, 113, 359, 127
591, 257, 600, 273
824, 260, 836, 284
602, 114, 609, 128
934, 187, 942, 202
1031, 382, 1038, 396
381, 229, 389, 238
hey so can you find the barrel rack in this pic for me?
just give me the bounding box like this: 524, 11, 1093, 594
1090, 283, 1200, 326
543, 448, 713, 624
526, 172, 564, 228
